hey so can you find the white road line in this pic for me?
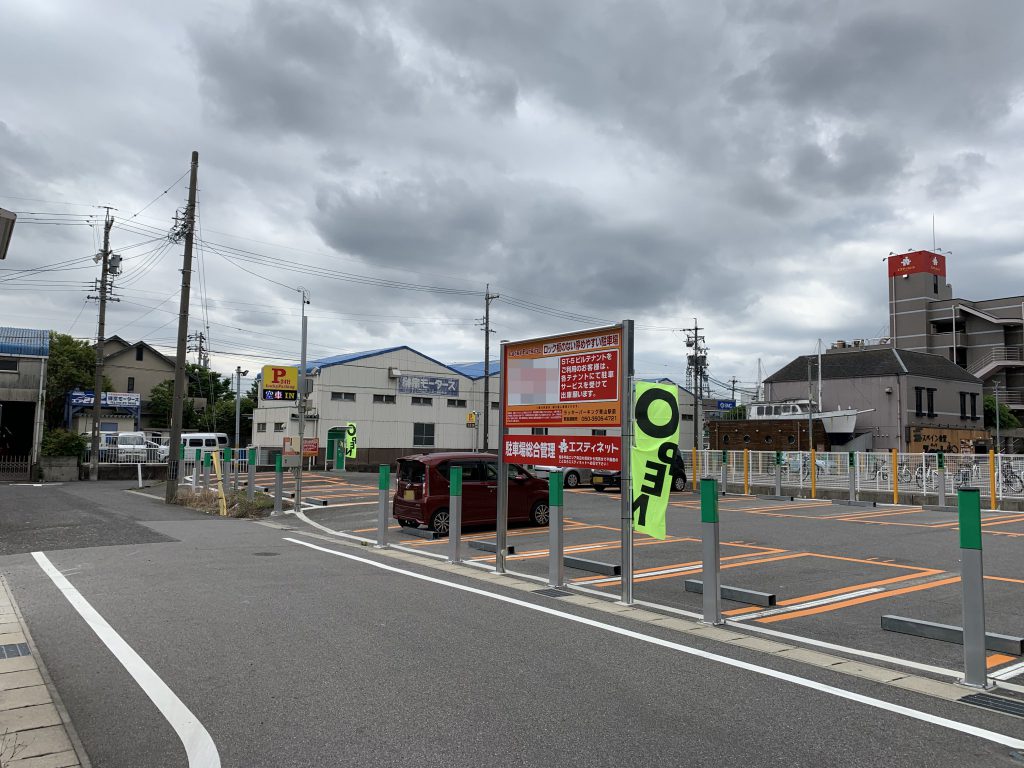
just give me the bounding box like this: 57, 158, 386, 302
32, 552, 221, 768
991, 659, 1024, 681
729, 588, 884, 622
283, 537, 1024, 752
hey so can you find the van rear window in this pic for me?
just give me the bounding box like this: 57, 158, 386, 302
398, 460, 426, 484
217, 435, 228, 445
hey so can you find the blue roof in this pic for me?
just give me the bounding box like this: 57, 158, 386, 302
306, 346, 404, 372
0, 327, 49, 357
448, 361, 501, 380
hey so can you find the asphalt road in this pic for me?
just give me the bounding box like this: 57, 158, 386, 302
1, 480, 1023, 767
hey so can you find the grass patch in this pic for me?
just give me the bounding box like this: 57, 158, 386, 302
174, 488, 280, 518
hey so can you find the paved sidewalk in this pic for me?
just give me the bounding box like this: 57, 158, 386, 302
0, 575, 86, 768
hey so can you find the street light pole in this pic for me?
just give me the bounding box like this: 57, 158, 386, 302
234, 366, 248, 450
995, 382, 1001, 455
295, 288, 310, 513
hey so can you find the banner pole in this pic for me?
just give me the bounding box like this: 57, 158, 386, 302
496, 341, 509, 575
620, 319, 635, 606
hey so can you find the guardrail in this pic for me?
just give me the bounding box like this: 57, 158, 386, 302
693, 449, 1024, 503
968, 345, 1024, 376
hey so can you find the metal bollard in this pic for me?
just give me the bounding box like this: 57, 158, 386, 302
719, 450, 728, 495
958, 488, 989, 688
848, 451, 856, 503
700, 478, 723, 625
548, 471, 564, 588
937, 452, 946, 507
448, 466, 462, 562
192, 448, 200, 490
247, 447, 256, 500
223, 447, 232, 491
202, 452, 211, 491
272, 454, 283, 516
774, 451, 783, 496
376, 464, 391, 549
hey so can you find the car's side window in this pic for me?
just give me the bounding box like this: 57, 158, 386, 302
484, 462, 498, 481
456, 462, 484, 483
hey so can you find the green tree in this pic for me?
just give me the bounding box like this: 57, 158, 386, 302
723, 404, 747, 420
147, 366, 249, 434
984, 395, 1021, 430
148, 379, 199, 429
40, 428, 87, 457
44, 332, 112, 429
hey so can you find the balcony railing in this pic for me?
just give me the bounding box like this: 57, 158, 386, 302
968, 346, 1024, 376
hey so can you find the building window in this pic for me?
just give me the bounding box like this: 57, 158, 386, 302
274, 422, 285, 432
127, 376, 135, 392
0, 359, 17, 372
491, 401, 499, 409
926, 388, 936, 418
914, 387, 924, 417
331, 392, 356, 402
412, 396, 433, 406
413, 422, 435, 447
447, 398, 467, 408
933, 275, 939, 295
960, 392, 967, 420
592, 429, 607, 436
257, 423, 267, 433
531, 427, 548, 435
136, 346, 144, 361
970, 393, 979, 421
373, 394, 396, 404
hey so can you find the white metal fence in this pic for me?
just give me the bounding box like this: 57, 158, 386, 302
691, 450, 1024, 501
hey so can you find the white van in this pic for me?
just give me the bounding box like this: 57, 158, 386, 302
115, 432, 148, 462
180, 432, 229, 458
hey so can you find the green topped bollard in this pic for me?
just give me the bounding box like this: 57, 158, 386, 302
848, 451, 856, 502
377, 464, 391, 549
700, 477, 723, 625
202, 451, 212, 491
246, 447, 257, 500
273, 453, 283, 516
192, 448, 201, 490
958, 488, 989, 688
447, 465, 462, 562
937, 452, 947, 507
548, 471, 565, 588
774, 450, 783, 496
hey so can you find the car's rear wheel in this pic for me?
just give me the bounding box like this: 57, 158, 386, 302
564, 471, 580, 488
429, 508, 450, 535
672, 475, 687, 492
530, 501, 550, 526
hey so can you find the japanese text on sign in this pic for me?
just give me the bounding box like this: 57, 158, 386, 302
502, 435, 621, 471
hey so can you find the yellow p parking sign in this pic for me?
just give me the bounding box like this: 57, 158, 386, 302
631, 382, 679, 540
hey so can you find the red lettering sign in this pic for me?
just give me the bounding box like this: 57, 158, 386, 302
502, 435, 621, 470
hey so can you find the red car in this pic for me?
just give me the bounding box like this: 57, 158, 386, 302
393, 452, 550, 535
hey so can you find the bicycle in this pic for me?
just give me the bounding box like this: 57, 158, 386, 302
997, 461, 1024, 495
914, 465, 939, 490
955, 459, 980, 489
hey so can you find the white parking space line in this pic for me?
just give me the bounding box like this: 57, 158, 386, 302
32, 552, 221, 768
729, 588, 884, 622
991, 659, 1024, 681
283, 537, 1024, 751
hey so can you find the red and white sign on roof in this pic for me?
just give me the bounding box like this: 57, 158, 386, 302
503, 435, 622, 471
887, 250, 946, 278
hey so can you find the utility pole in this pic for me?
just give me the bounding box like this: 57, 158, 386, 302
295, 288, 310, 512
187, 331, 208, 367
234, 366, 248, 450
729, 377, 738, 402
165, 151, 199, 504
479, 285, 499, 451
685, 319, 706, 451
89, 208, 118, 481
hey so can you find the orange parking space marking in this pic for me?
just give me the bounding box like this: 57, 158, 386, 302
570, 544, 786, 586
825, 507, 926, 521
981, 513, 1024, 528
988, 653, 1018, 669
756, 576, 961, 624
985, 575, 1024, 584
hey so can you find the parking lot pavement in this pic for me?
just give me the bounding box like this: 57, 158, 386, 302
305, 477, 1024, 681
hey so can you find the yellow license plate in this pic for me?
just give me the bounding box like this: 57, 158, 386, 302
404, 490, 415, 500
593, 477, 603, 484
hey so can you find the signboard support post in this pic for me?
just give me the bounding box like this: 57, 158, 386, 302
496, 342, 508, 575
247, 448, 256, 500
548, 472, 564, 588
620, 319, 635, 606
937, 452, 946, 506
448, 466, 462, 564
273, 454, 283, 516
700, 478, 723, 625
376, 464, 390, 550
192, 448, 200, 490
958, 488, 990, 688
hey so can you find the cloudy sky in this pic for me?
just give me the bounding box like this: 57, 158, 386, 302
3, 0, 1023, 399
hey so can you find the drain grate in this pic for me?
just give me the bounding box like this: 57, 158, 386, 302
960, 693, 1024, 718
533, 588, 572, 598
0, 643, 31, 659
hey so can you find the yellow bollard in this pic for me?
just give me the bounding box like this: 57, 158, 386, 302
810, 449, 817, 499
989, 449, 997, 510
892, 448, 899, 505
743, 449, 749, 496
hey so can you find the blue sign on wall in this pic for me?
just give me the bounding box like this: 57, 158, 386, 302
397, 375, 459, 396
716, 399, 737, 411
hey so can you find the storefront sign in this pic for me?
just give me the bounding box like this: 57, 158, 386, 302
502, 435, 621, 470
398, 375, 459, 396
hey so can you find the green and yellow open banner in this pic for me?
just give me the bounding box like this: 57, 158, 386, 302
631, 382, 680, 540
344, 422, 358, 459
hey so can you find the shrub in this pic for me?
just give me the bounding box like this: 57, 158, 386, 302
40, 429, 87, 458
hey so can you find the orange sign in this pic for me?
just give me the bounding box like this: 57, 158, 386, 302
503, 326, 622, 428
262, 365, 299, 391
302, 437, 319, 457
